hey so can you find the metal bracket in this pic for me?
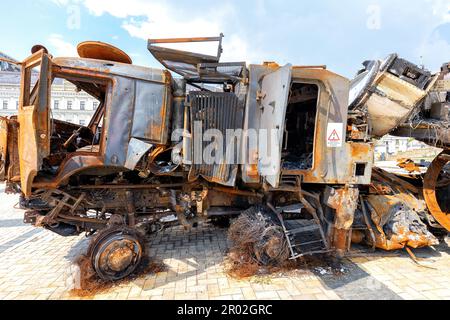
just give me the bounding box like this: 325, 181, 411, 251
37, 190, 91, 226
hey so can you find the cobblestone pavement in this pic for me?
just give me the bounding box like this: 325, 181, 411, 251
0, 186, 449, 300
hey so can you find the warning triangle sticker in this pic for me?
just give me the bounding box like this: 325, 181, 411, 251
328, 129, 340, 142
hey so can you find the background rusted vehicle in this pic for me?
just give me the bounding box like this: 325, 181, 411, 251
0, 36, 448, 281
349, 57, 450, 249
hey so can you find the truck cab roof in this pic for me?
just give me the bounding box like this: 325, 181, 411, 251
52, 57, 167, 84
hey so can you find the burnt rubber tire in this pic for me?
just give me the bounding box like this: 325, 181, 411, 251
88, 226, 145, 281
229, 205, 290, 266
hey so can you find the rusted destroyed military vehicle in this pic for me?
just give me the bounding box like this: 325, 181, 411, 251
0, 35, 448, 281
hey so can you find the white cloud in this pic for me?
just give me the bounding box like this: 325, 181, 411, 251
416, 33, 450, 70
51, 0, 69, 6
221, 34, 263, 63
47, 34, 77, 57
51, 0, 81, 6
255, 0, 267, 17
50, 0, 449, 73
428, 0, 450, 23
56, 0, 267, 63
415, 0, 450, 71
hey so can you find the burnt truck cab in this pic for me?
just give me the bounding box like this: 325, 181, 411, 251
0, 38, 375, 280
8, 50, 172, 198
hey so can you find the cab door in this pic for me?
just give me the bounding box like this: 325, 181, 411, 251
18, 50, 52, 197
258, 64, 292, 188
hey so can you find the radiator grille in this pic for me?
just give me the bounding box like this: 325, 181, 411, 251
189, 91, 244, 186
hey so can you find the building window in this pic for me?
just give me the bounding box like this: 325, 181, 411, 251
67, 100, 72, 110
79, 119, 86, 126
93, 101, 99, 110
3, 100, 8, 110
54, 100, 59, 110
80, 101, 85, 110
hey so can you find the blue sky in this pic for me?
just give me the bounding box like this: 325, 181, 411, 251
1, 0, 449, 78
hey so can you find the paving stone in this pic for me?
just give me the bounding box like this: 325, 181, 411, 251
0, 190, 449, 300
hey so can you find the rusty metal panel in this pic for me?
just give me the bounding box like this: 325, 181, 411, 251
365, 194, 439, 250
147, 35, 222, 80
17, 108, 39, 196
423, 151, 450, 231
432, 79, 450, 92
131, 79, 171, 144
189, 91, 244, 186
32, 154, 105, 190
325, 186, 360, 255
0, 118, 8, 181
103, 77, 135, 166
5, 119, 19, 182
52, 57, 167, 84
73, 70, 170, 170
241, 65, 274, 184
365, 73, 429, 137
124, 138, 153, 170
258, 64, 292, 188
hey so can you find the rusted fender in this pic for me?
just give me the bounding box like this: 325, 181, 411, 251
423, 150, 450, 231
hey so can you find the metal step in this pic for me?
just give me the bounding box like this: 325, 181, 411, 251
291, 239, 324, 247
286, 224, 320, 235
281, 219, 329, 259
277, 203, 304, 214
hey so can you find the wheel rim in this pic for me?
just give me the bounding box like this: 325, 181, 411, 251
91, 229, 143, 281
423, 151, 450, 231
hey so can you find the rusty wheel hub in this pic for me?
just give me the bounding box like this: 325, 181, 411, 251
424, 151, 450, 231
105, 241, 135, 272
89, 227, 144, 281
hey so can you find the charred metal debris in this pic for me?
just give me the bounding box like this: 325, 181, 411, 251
0, 36, 448, 281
